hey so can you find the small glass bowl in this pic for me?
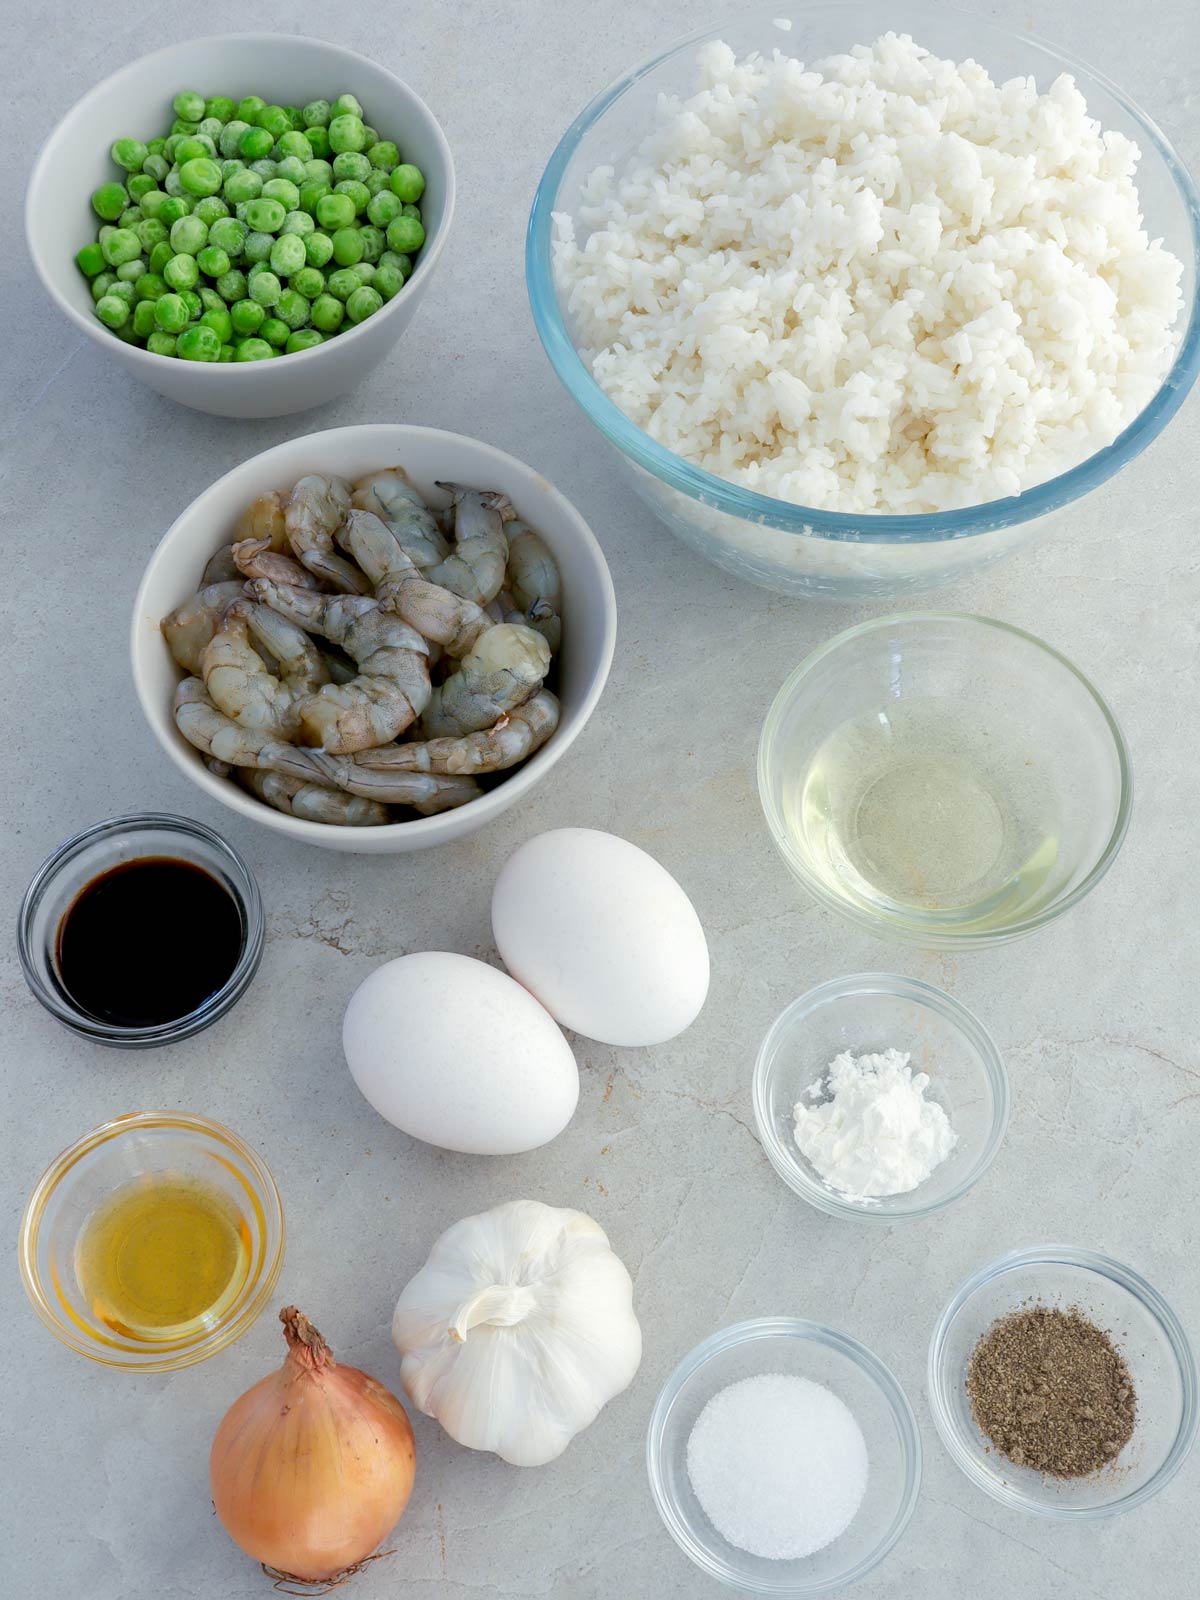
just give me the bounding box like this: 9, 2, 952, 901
758, 614, 1132, 948
646, 1318, 920, 1594
753, 974, 1008, 1221
17, 813, 264, 1046
19, 1110, 285, 1371
928, 1246, 1198, 1517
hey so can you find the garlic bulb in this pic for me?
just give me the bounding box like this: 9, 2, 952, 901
392, 1199, 642, 1466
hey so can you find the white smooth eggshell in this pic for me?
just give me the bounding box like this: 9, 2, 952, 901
343, 952, 579, 1154
491, 828, 710, 1047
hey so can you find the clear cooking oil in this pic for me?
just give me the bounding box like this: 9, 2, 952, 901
75, 1173, 250, 1342
788, 700, 1063, 932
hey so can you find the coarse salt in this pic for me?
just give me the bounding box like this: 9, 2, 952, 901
686, 1373, 868, 1559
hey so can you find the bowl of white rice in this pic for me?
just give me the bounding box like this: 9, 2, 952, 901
527, 3, 1199, 598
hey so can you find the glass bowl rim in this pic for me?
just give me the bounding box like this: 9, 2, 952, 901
16, 811, 265, 1044
756, 612, 1134, 948
18, 1108, 285, 1371
526, 0, 1200, 544
645, 1315, 922, 1594
752, 972, 1010, 1221
926, 1243, 1199, 1518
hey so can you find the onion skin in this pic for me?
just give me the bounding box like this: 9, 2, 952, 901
210, 1307, 416, 1583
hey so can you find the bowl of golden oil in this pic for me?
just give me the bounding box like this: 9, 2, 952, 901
758, 615, 1132, 949
19, 1111, 283, 1370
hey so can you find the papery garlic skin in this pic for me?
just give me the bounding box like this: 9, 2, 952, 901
392, 1199, 642, 1466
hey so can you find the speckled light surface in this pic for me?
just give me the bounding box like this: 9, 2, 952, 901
5, 3, 1198, 1596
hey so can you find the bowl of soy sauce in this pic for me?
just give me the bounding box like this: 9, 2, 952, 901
18, 814, 264, 1046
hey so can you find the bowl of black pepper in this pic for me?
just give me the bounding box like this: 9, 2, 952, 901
927, 1245, 1197, 1517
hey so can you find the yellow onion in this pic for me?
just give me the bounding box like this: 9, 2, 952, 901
210, 1306, 416, 1584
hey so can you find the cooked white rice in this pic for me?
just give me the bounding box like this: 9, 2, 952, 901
552, 34, 1184, 513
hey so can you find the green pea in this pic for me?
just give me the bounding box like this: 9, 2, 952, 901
275, 156, 308, 186
132, 298, 158, 337
302, 98, 331, 127
140, 189, 169, 219
309, 292, 344, 332
106, 280, 136, 306
118, 206, 143, 229
364, 168, 391, 196
331, 93, 363, 119
345, 284, 382, 324
199, 306, 233, 342
171, 90, 203, 121
305, 231, 334, 268
261, 178, 300, 211
260, 316, 289, 346
316, 191, 356, 230
170, 215, 208, 255
391, 162, 427, 204
101, 227, 141, 266
386, 214, 425, 254
171, 118, 199, 136
290, 265, 325, 299
335, 179, 371, 215
253, 104, 290, 139
206, 95, 237, 123
230, 298, 265, 335
146, 137, 166, 156
360, 125, 378, 152
76, 242, 106, 276
224, 169, 263, 204
363, 138, 398, 171
157, 196, 191, 226
197, 244, 231, 277
331, 150, 370, 183
194, 195, 230, 225
117, 258, 147, 282
249, 270, 282, 307
217, 268, 249, 302
285, 328, 324, 353
328, 114, 366, 154
305, 158, 334, 184
92, 182, 128, 221
178, 323, 222, 361
268, 233, 306, 276
179, 156, 223, 197
163, 134, 182, 162
281, 210, 315, 238
351, 261, 376, 284
357, 225, 384, 263
135, 219, 168, 256
155, 293, 189, 332
137, 271, 167, 302
198, 286, 226, 313
306, 126, 330, 159
239, 125, 275, 161
379, 250, 411, 276
324, 268, 358, 302
373, 263, 405, 301
273, 288, 309, 329
243, 230, 275, 263
367, 190, 402, 227
197, 118, 224, 144
163, 253, 200, 290
299, 178, 332, 216
127, 173, 157, 202
148, 240, 174, 274
143, 151, 171, 182
244, 197, 286, 233
236, 95, 266, 124
175, 135, 210, 162
179, 287, 203, 320
271, 130, 312, 165
208, 216, 246, 256
219, 120, 250, 158
235, 336, 273, 360
90, 271, 116, 301
331, 226, 364, 266
146, 331, 177, 355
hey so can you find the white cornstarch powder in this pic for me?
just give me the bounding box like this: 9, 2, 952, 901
552, 34, 1184, 513
793, 1048, 957, 1199
687, 1374, 869, 1560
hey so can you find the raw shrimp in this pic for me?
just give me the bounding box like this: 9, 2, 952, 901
173, 678, 327, 781
426, 482, 511, 605
421, 623, 550, 738
356, 689, 560, 775
202, 544, 243, 585
249, 579, 431, 753
161, 581, 245, 674
201, 599, 328, 738
234, 489, 290, 552
304, 751, 482, 813
232, 536, 319, 589
505, 521, 562, 652
338, 509, 491, 655
351, 468, 448, 568
285, 474, 370, 594
234, 767, 392, 827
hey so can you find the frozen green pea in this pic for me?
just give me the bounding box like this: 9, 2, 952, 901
367, 141, 399, 173
237, 95, 266, 124
310, 292, 344, 332
260, 316, 289, 346
331, 226, 364, 266
194, 195, 230, 225
255, 104, 292, 139
163, 253, 199, 289
180, 156, 223, 197
132, 298, 158, 337
249, 270, 282, 307
290, 265, 325, 299
199, 286, 226, 313
235, 336, 273, 359
269, 233, 306, 276
305, 158, 334, 183
367, 189, 402, 227
305, 231, 334, 268
389, 164, 425, 203
136, 218, 169, 253
92, 182, 128, 221
197, 118, 223, 144
239, 125, 274, 161
171, 119, 199, 137
175, 136, 210, 163
155, 293, 189, 333
218, 341, 236, 362
275, 156, 308, 186
101, 227, 142, 266
249, 159, 276, 181
306, 126, 330, 160
163, 134, 183, 162
146, 137, 166, 156
116, 258, 147, 282
299, 178, 332, 216
244, 197, 286, 233
351, 261, 375, 284
140, 189, 168, 219
332, 150, 371, 183
325, 267, 359, 302
219, 120, 250, 157
331, 93, 363, 120
163, 171, 184, 198
144, 153, 171, 185
364, 168, 390, 196
357, 225, 384, 263
221, 158, 245, 178
170, 215, 208, 255
197, 244, 231, 277
286, 328, 324, 353
261, 178, 300, 211
302, 98, 331, 127
179, 288, 202, 319
328, 114, 365, 154
386, 214, 425, 254
137, 271, 167, 303
76, 242, 106, 276
275, 288, 310, 329
178, 323, 222, 361
224, 169, 262, 204
281, 209, 315, 237
360, 125, 378, 152
147, 331, 178, 355
118, 206, 143, 229
209, 216, 246, 255
243, 230, 275, 263
316, 191, 356, 230
345, 285, 382, 323
373, 263, 404, 301
149, 240, 174, 274
106, 280, 136, 306
230, 298, 265, 335
206, 95, 237, 123
334, 179, 370, 215
127, 173, 157, 202
174, 90, 206, 122
379, 249, 410, 275
199, 306, 233, 342
216, 268, 249, 302
276, 130, 313, 162
157, 196, 191, 226
90, 271, 116, 301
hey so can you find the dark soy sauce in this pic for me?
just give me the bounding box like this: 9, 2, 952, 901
56, 858, 243, 1028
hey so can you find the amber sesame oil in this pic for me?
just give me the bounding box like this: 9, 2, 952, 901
788, 700, 1063, 933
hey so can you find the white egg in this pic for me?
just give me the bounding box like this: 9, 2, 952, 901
491, 828, 710, 1048
343, 952, 579, 1155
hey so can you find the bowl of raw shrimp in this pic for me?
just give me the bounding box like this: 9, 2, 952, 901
132, 423, 616, 852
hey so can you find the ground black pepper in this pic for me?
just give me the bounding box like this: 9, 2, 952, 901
966, 1304, 1137, 1479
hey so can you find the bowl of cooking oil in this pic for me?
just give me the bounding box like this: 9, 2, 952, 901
758, 615, 1132, 948
19, 1111, 284, 1370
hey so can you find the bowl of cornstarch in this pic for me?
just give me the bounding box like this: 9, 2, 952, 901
753, 973, 1009, 1221
646, 1317, 920, 1592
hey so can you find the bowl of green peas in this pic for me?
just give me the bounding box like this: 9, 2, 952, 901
25, 33, 454, 417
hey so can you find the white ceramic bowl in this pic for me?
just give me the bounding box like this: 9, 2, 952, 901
26, 34, 454, 418
132, 424, 616, 852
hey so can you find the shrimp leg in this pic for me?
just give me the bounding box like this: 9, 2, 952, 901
425, 482, 512, 605
354, 689, 560, 775
420, 623, 550, 738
